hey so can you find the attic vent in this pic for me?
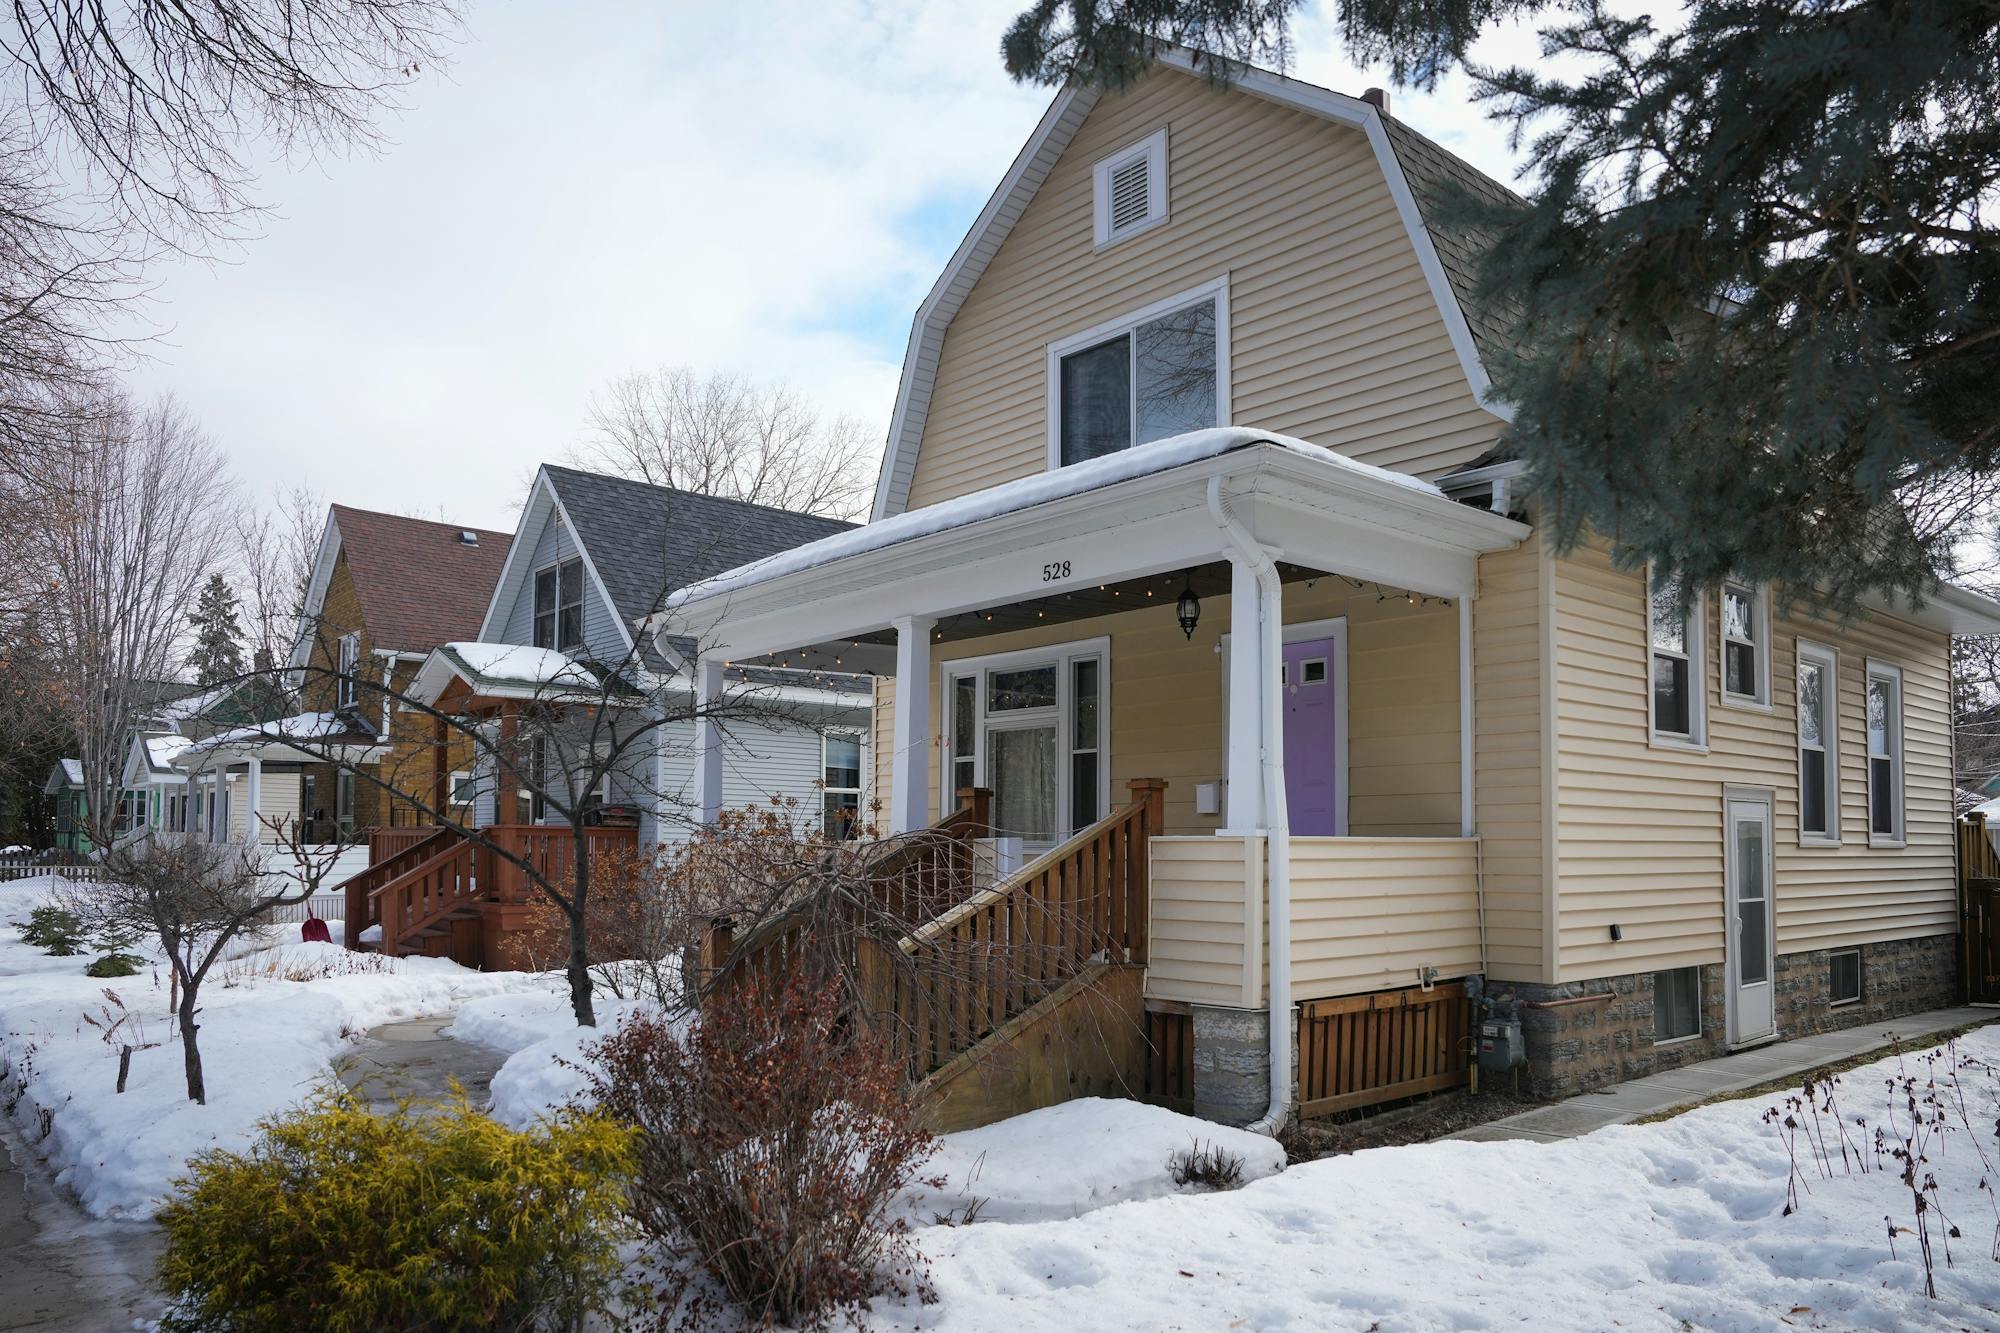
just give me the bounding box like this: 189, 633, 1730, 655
458, 530, 479, 545
1093, 128, 1168, 247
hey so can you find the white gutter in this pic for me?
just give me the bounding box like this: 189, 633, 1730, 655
1207, 477, 1292, 1138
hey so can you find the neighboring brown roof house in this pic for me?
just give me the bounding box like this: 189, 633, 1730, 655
327, 505, 514, 653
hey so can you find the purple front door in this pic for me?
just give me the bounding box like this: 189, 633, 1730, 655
1283, 637, 1339, 835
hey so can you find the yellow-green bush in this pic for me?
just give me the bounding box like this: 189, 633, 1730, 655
156, 1085, 633, 1332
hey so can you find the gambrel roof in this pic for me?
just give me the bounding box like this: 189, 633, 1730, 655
870, 49, 1524, 521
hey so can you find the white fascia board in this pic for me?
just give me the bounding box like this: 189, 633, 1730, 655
286, 507, 345, 673
475, 470, 554, 642
1861, 583, 2000, 636
673, 444, 1526, 661
871, 83, 1098, 521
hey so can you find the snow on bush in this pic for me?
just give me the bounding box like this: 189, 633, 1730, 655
902, 1099, 1285, 1226
0, 877, 543, 1219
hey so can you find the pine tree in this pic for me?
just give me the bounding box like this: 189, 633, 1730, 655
1001, 1, 2000, 612
187, 574, 246, 687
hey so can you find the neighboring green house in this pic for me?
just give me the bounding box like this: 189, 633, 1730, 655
43, 759, 91, 854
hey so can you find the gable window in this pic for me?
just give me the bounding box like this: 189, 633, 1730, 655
1647, 567, 1704, 745
534, 558, 585, 652
1049, 281, 1228, 468
1797, 640, 1839, 843
822, 733, 862, 840
1866, 661, 1904, 844
336, 632, 360, 709
1720, 582, 1769, 707
1092, 128, 1168, 247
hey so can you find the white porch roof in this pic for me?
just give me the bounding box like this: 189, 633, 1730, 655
180, 711, 387, 767
648, 429, 1531, 662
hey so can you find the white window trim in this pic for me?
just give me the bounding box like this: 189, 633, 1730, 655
821, 730, 865, 838
336, 632, 360, 710
1717, 580, 1772, 711
1043, 276, 1232, 473
1796, 638, 1841, 847
1219, 616, 1350, 836
533, 557, 585, 653
1828, 947, 1864, 1007
938, 635, 1111, 839
1646, 567, 1707, 751
1092, 127, 1169, 249
1865, 658, 1905, 848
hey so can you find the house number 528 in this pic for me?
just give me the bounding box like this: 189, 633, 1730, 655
1041, 559, 1071, 582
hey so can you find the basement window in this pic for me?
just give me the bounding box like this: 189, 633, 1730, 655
1092, 128, 1168, 247
1829, 949, 1863, 1006
1654, 967, 1701, 1041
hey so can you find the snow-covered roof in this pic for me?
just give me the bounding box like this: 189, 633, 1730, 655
408, 641, 636, 708
47, 758, 83, 790
661, 428, 1442, 617
185, 711, 378, 758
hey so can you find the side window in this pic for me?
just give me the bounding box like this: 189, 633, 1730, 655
1647, 567, 1704, 745
336, 632, 360, 709
1797, 640, 1839, 843
1866, 662, 1904, 844
1720, 582, 1768, 706
822, 734, 862, 840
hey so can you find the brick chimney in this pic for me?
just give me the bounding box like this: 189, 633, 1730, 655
1362, 87, 1391, 116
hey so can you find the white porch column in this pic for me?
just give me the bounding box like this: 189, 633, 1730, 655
693, 656, 726, 826
889, 614, 936, 834
1223, 554, 1266, 833
243, 756, 262, 846
1459, 595, 1475, 838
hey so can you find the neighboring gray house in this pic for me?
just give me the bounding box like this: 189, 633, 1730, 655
442, 465, 874, 843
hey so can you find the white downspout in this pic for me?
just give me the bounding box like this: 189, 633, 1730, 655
1208, 477, 1292, 1137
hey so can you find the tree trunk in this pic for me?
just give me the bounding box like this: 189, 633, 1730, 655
568, 826, 595, 1027
177, 983, 205, 1104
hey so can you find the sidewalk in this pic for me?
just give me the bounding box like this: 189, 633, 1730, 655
1450, 1004, 1996, 1143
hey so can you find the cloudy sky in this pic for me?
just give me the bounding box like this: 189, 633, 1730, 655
125, 1, 1542, 533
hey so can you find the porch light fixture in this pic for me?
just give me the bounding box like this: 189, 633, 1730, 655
1176, 575, 1201, 640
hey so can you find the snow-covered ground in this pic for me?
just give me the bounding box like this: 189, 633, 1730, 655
453, 986, 650, 1129
0, 876, 547, 1219
871, 1027, 2000, 1332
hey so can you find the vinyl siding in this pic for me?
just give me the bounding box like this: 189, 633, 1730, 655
1472, 535, 1547, 981
496, 512, 625, 662
1148, 835, 1260, 1006
901, 581, 1461, 838
872, 677, 896, 820
903, 66, 1501, 513
654, 704, 870, 844
1549, 543, 1956, 982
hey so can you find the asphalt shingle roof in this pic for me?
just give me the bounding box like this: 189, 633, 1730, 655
540, 466, 857, 631
1380, 116, 1529, 366
331, 506, 514, 654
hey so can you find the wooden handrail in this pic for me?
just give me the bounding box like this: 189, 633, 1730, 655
372, 838, 477, 957
340, 826, 455, 952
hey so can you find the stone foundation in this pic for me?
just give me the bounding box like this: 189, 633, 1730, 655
1190, 1004, 1296, 1126
1490, 933, 1959, 1100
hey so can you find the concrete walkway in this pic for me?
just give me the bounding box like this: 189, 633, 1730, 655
1452, 1005, 1997, 1143
337, 1014, 511, 1116
0, 1111, 164, 1329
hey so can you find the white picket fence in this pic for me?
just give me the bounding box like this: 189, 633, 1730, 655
259, 891, 346, 925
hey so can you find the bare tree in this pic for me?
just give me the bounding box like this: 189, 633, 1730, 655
35, 391, 236, 848
71, 832, 319, 1103
239, 483, 325, 671
572, 366, 878, 520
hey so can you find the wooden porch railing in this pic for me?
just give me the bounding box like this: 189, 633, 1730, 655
340, 826, 454, 951
864, 778, 1163, 1077
375, 837, 478, 957
474, 825, 640, 904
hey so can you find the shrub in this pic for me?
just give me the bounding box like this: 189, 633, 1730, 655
1168, 1139, 1247, 1190
19, 905, 86, 955
155, 1085, 633, 1332
84, 952, 143, 978
581, 971, 940, 1329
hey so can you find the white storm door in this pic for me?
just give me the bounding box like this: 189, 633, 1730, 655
1725, 792, 1776, 1044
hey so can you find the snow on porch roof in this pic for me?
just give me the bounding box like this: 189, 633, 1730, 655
654, 428, 1442, 624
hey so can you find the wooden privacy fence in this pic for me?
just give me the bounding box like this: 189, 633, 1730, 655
1960, 814, 2000, 1003
1297, 981, 1472, 1118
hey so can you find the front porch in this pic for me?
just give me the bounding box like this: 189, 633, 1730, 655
660, 428, 1528, 1125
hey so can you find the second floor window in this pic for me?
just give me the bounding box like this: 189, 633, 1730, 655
534, 558, 584, 651
1867, 662, 1904, 843
1798, 640, 1839, 842
1647, 567, 1703, 744
336, 632, 359, 709
1052, 284, 1223, 467
1720, 582, 1768, 706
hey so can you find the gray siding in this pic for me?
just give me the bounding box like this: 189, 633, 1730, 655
495, 509, 629, 661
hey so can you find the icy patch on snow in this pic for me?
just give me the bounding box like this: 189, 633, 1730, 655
904, 1099, 1286, 1226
